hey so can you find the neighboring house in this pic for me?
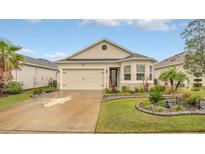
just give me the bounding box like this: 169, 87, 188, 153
12, 55, 58, 89
154, 52, 205, 88
56, 39, 157, 90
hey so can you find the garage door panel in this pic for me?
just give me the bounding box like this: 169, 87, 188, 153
62, 69, 104, 90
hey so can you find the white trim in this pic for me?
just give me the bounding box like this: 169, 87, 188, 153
107, 65, 121, 88
24, 62, 57, 71
121, 80, 154, 83
61, 67, 105, 70
55, 60, 119, 64
55, 57, 155, 64
107, 65, 121, 68
117, 57, 155, 62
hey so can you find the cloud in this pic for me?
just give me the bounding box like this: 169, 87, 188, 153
81, 19, 176, 31
18, 48, 65, 61
81, 19, 126, 27
180, 22, 188, 27
17, 48, 38, 58
133, 19, 176, 31
18, 48, 35, 54
43, 52, 65, 61
28, 19, 43, 23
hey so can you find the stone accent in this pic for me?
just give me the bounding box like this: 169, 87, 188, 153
136, 102, 205, 116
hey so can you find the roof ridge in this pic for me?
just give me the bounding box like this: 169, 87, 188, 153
59, 38, 155, 61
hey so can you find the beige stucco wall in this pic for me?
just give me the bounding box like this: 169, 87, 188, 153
120, 60, 154, 89
70, 41, 131, 59
58, 59, 155, 90
58, 62, 120, 90
12, 64, 57, 89
154, 64, 205, 88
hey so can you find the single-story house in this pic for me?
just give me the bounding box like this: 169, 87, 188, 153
12, 55, 58, 89
56, 39, 157, 90
154, 52, 205, 87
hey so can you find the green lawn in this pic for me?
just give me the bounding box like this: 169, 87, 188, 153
0, 91, 32, 109
96, 98, 205, 133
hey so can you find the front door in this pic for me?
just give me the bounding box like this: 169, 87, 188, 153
110, 68, 117, 87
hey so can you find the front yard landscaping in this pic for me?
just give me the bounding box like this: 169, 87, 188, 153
0, 86, 57, 110
0, 90, 32, 109
177, 87, 205, 99
96, 98, 205, 133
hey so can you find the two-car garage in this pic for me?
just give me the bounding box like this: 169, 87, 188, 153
61, 68, 105, 90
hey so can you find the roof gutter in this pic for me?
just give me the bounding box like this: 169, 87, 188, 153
24, 62, 58, 71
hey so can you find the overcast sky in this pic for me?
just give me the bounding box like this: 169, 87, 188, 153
0, 19, 190, 61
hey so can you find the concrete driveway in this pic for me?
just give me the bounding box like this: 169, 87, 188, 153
0, 90, 103, 133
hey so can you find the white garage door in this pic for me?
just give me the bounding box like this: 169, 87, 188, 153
62, 69, 104, 90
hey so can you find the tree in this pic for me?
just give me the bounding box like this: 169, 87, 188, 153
0, 40, 24, 95
159, 67, 177, 89
159, 67, 188, 92
174, 71, 189, 91
181, 19, 205, 77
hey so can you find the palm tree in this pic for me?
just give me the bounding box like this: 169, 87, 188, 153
174, 71, 189, 91
159, 67, 177, 89
159, 67, 188, 92
0, 40, 24, 95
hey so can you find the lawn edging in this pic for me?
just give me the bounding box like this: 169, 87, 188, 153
103, 94, 183, 102
103, 95, 148, 102
135, 102, 205, 116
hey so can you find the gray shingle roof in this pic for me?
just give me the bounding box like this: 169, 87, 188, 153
154, 52, 185, 70
122, 53, 157, 61
23, 55, 57, 70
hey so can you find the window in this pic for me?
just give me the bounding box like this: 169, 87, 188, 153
101, 45, 107, 50
124, 65, 131, 80
149, 65, 153, 80
136, 64, 145, 80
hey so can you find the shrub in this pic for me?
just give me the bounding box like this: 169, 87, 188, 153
171, 104, 185, 112
151, 85, 166, 93
163, 87, 171, 94
182, 92, 191, 101
157, 100, 166, 107
105, 88, 111, 94
191, 87, 200, 91
130, 90, 135, 94
48, 79, 57, 89
134, 87, 139, 93
193, 83, 202, 87
114, 89, 120, 93
186, 95, 201, 109
149, 90, 163, 104
155, 106, 165, 112
139, 87, 144, 93
141, 101, 153, 110
122, 86, 130, 93
4, 81, 23, 94
33, 88, 43, 95
194, 78, 202, 82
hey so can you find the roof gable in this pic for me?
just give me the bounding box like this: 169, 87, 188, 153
64, 39, 134, 60
154, 52, 185, 69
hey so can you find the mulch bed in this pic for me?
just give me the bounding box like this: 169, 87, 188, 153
135, 102, 205, 116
